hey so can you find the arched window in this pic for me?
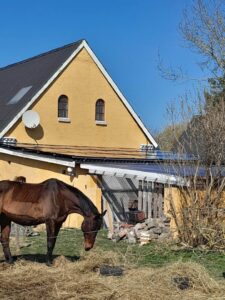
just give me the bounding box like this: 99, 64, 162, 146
58, 95, 68, 118
95, 99, 105, 121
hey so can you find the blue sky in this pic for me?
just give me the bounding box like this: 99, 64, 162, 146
0, 0, 208, 132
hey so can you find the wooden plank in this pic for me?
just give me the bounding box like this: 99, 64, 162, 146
143, 181, 148, 216
138, 180, 143, 211
158, 184, 163, 217
103, 199, 114, 233
147, 182, 153, 219
158, 193, 163, 218
153, 183, 158, 218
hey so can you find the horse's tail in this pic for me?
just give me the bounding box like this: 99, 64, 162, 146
0, 190, 4, 214
0, 186, 3, 214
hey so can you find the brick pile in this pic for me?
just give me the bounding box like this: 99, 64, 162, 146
108, 216, 172, 245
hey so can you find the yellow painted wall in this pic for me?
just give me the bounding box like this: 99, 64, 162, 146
164, 186, 181, 237
7, 48, 150, 149
164, 186, 225, 237
0, 154, 102, 228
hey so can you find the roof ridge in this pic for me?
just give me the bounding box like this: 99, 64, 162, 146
0, 39, 84, 71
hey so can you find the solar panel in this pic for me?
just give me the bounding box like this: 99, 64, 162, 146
89, 163, 225, 178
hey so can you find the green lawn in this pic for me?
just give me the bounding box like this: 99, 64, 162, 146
2, 229, 225, 280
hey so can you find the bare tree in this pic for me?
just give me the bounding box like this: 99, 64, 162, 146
180, 0, 225, 77
167, 96, 225, 249
154, 123, 187, 151
156, 0, 225, 248
158, 0, 225, 88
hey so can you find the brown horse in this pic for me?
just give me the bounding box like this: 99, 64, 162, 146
0, 178, 106, 265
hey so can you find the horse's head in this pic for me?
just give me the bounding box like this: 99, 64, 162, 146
81, 210, 106, 251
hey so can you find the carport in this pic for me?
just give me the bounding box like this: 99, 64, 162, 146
80, 162, 186, 229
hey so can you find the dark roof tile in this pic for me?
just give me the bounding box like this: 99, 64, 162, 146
0, 40, 83, 135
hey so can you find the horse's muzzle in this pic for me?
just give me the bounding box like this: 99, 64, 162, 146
84, 241, 93, 251
85, 246, 92, 251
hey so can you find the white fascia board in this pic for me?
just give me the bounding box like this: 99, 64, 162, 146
0, 42, 85, 138
0, 147, 75, 167
80, 163, 186, 186
82, 41, 158, 148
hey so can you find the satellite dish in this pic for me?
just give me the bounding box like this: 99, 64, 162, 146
22, 110, 40, 129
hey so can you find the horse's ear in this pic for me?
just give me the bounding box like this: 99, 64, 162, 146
94, 210, 107, 220
102, 210, 107, 217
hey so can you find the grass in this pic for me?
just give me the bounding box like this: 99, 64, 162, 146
1, 228, 225, 280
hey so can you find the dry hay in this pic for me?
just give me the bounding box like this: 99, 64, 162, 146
0, 248, 224, 300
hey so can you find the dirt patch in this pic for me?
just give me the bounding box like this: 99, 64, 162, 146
0, 249, 224, 300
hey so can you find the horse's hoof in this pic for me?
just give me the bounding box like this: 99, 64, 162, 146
6, 259, 14, 265
46, 261, 52, 267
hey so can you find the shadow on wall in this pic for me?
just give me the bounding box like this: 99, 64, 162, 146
102, 177, 138, 222
25, 125, 44, 141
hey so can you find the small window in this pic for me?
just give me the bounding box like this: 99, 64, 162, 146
95, 99, 105, 121
58, 95, 68, 118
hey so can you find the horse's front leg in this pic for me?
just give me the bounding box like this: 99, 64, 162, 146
0, 215, 13, 264
45, 220, 62, 266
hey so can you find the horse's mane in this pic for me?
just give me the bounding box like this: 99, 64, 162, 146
58, 180, 99, 216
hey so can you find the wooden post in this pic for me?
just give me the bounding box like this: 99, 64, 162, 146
153, 183, 158, 218
138, 180, 143, 211
143, 181, 148, 216
15, 223, 20, 253
147, 182, 153, 219
105, 200, 114, 234
158, 184, 163, 218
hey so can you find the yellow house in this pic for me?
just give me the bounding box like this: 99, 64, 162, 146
0, 40, 162, 228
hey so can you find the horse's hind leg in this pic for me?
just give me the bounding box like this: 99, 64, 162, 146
0, 215, 13, 264
45, 220, 62, 266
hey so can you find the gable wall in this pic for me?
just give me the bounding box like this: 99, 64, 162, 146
7, 48, 150, 150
